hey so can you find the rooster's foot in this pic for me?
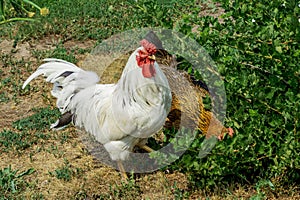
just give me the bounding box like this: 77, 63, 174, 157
117, 160, 128, 180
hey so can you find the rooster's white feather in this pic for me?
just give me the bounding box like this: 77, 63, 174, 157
23, 46, 172, 161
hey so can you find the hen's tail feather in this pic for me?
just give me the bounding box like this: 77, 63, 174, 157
22, 58, 100, 113
50, 111, 74, 130
22, 58, 81, 89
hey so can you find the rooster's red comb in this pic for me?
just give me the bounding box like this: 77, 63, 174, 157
140, 39, 157, 55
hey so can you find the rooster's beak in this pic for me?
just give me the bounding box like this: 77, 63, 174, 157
148, 55, 156, 60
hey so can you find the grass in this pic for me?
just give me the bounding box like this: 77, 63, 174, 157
0, 0, 299, 199
0, 129, 36, 152
31, 43, 78, 63
49, 159, 82, 181
12, 107, 61, 131
0, 166, 36, 199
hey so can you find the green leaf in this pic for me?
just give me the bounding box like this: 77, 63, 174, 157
249, 109, 258, 117
16, 168, 35, 178
0, 0, 4, 17
275, 46, 282, 53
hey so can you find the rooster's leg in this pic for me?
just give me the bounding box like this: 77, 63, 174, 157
136, 144, 154, 153
117, 160, 128, 180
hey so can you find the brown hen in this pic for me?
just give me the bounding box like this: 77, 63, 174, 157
155, 49, 233, 140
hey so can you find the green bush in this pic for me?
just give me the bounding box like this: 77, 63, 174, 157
162, 0, 300, 189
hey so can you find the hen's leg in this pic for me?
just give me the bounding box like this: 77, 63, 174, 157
136, 144, 154, 153
117, 160, 128, 180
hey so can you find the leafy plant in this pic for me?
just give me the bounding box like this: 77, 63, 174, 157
0, 0, 49, 25
158, 0, 300, 191
32, 44, 77, 63
0, 92, 10, 103
0, 129, 55, 153
50, 165, 73, 181
0, 166, 35, 198
109, 175, 141, 199
250, 179, 275, 200
49, 159, 82, 181
0, 129, 35, 152
12, 107, 61, 131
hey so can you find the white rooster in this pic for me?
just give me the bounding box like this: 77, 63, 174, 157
22, 31, 172, 178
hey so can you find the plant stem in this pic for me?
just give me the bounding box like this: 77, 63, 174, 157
22, 0, 41, 10
0, 17, 35, 25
